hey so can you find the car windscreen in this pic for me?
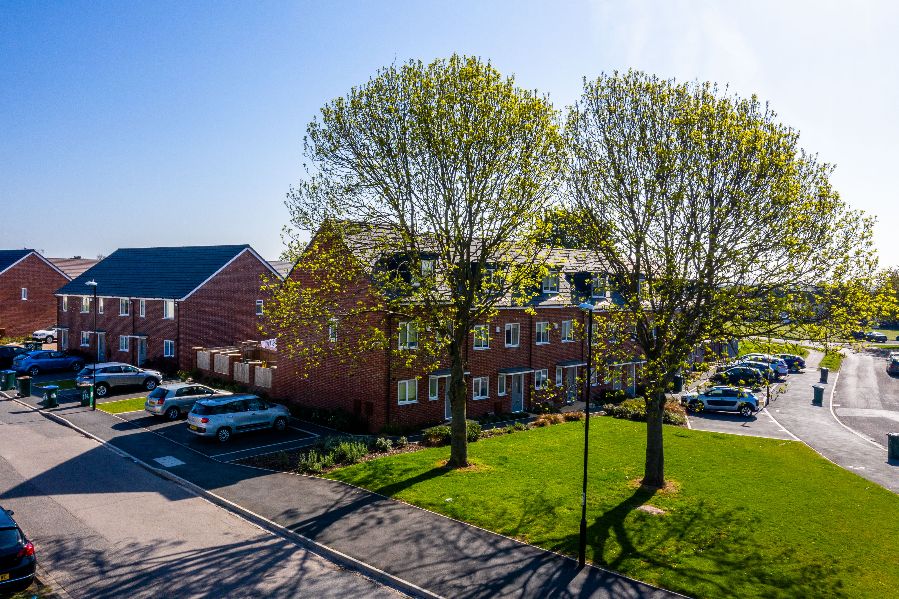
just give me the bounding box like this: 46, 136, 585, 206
148, 388, 167, 399
0, 528, 21, 550
77, 368, 93, 377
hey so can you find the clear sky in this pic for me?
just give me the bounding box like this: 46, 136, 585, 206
2, 1, 897, 266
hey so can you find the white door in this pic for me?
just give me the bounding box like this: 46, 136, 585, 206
511, 375, 524, 412
96, 333, 105, 361
137, 338, 147, 366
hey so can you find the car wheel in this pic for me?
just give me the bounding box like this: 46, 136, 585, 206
165, 406, 180, 420
72, 361, 84, 372
95, 383, 109, 397
28, 366, 39, 377
217, 427, 232, 443
144, 378, 158, 391
273, 416, 287, 432
739, 403, 754, 418
688, 400, 703, 413
45, 335, 54, 343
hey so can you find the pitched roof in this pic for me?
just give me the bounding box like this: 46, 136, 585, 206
57, 245, 270, 300
268, 260, 293, 279
49, 257, 99, 279
0, 249, 34, 276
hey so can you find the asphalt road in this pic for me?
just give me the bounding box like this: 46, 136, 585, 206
0, 399, 400, 599
833, 349, 899, 448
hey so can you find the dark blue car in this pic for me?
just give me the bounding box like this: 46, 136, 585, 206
775, 353, 806, 372
11, 350, 85, 377
0, 506, 36, 594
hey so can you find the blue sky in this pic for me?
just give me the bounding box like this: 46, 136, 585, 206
2, 1, 898, 266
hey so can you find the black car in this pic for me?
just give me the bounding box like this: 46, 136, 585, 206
865, 332, 888, 343
711, 366, 764, 388
775, 353, 806, 372
0, 507, 35, 594
851, 331, 867, 341
0, 346, 28, 370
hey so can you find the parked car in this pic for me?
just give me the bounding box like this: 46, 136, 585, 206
734, 360, 777, 380
775, 353, 806, 372
681, 386, 761, 417
711, 366, 765, 387
187, 395, 290, 443
11, 350, 84, 377
740, 354, 789, 377
75, 362, 162, 397
0, 346, 29, 370
31, 326, 57, 344
145, 383, 228, 420
866, 332, 888, 343
0, 506, 36, 595
851, 331, 867, 341
888, 358, 899, 376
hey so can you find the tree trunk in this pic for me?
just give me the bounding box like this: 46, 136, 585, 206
642, 389, 665, 489
446, 343, 469, 469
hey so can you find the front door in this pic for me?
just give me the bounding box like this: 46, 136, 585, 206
96, 333, 105, 362
59, 329, 69, 351
566, 368, 577, 402
136, 338, 147, 366
511, 374, 524, 412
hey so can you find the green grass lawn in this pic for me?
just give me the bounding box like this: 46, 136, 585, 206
97, 396, 147, 414
740, 338, 810, 358
327, 420, 899, 598
819, 351, 844, 372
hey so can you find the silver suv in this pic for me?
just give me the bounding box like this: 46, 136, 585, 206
75, 362, 163, 398
145, 383, 228, 420
187, 395, 290, 443
681, 386, 761, 417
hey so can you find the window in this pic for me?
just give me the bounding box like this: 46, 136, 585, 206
592, 273, 610, 298
473, 324, 490, 349
536, 321, 549, 344
429, 377, 438, 400
98, 298, 104, 314
535, 369, 548, 389
164, 340, 175, 358
163, 300, 175, 320
472, 376, 489, 400
561, 320, 574, 342
80, 331, 90, 347
421, 259, 435, 277
398, 321, 419, 349
119, 298, 130, 316
504, 323, 520, 347
80, 296, 91, 313
590, 368, 598, 386
328, 318, 338, 342
139, 299, 146, 318
497, 374, 506, 396
119, 335, 129, 352
542, 272, 559, 294
255, 300, 264, 316
397, 379, 418, 404
21, 288, 27, 301
61, 295, 68, 312
556, 367, 563, 386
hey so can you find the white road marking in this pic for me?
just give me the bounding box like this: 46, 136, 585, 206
210, 436, 318, 458
154, 455, 185, 468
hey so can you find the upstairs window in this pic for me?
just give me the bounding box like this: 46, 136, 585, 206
163, 300, 175, 320
255, 300, 264, 316
592, 273, 610, 298
61, 295, 68, 312
119, 298, 130, 316
98, 298, 104, 314
542, 272, 559, 294
561, 320, 574, 342
398, 321, 419, 350
80, 296, 91, 313
505, 323, 520, 347
20, 288, 27, 301
473, 324, 490, 350
139, 299, 146, 318
328, 318, 338, 342
536, 321, 549, 345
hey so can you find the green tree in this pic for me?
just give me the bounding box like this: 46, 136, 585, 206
271, 55, 564, 467
566, 70, 877, 489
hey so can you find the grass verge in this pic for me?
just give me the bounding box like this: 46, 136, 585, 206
327, 419, 899, 598
819, 351, 844, 372
97, 397, 147, 414
740, 338, 809, 358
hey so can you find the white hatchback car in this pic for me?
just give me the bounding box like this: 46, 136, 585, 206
187, 395, 290, 443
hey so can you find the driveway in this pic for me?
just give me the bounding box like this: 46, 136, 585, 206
832, 349, 899, 448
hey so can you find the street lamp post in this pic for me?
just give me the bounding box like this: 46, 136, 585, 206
578, 301, 595, 568
86, 280, 98, 410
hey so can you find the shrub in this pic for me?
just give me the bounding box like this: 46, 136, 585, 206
422, 420, 481, 446
331, 440, 368, 464
466, 419, 482, 442
295, 449, 335, 474
531, 401, 560, 415
563, 411, 585, 422
373, 437, 394, 453
533, 413, 564, 427
512, 421, 528, 431
395, 436, 408, 448
603, 398, 687, 426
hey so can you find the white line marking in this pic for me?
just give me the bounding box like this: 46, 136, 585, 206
827, 372, 887, 450
223, 440, 319, 462
210, 436, 318, 458
760, 408, 799, 441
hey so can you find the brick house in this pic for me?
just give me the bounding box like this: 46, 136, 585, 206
0, 249, 71, 338
55, 245, 282, 371
274, 228, 645, 433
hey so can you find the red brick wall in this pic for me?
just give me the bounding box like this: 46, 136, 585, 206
0, 253, 68, 337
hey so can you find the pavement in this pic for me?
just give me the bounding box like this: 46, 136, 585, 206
0, 399, 400, 599
764, 349, 898, 493
0, 390, 678, 598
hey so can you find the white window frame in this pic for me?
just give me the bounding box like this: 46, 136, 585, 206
473, 324, 490, 350
139, 299, 146, 318
61, 295, 68, 312
542, 272, 559, 294
428, 377, 439, 401
255, 299, 264, 316
80, 331, 90, 347
163, 299, 175, 320
119, 335, 129, 352
164, 340, 175, 358
20, 288, 27, 301
497, 374, 507, 396
504, 323, 520, 348
328, 318, 338, 342
119, 298, 130, 316
421, 259, 435, 277
80, 296, 90, 313
398, 321, 419, 350
592, 273, 610, 299
536, 321, 549, 345
535, 369, 548, 390
98, 298, 104, 314
561, 320, 574, 342
556, 367, 563, 386
397, 379, 418, 405
591, 368, 599, 386
472, 376, 489, 400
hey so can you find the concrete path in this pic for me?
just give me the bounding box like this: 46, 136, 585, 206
0, 399, 399, 599
765, 350, 898, 493
0, 392, 677, 598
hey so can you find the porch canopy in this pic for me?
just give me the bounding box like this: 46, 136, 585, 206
429, 368, 470, 378
498, 366, 534, 375
556, 359, 586, 368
